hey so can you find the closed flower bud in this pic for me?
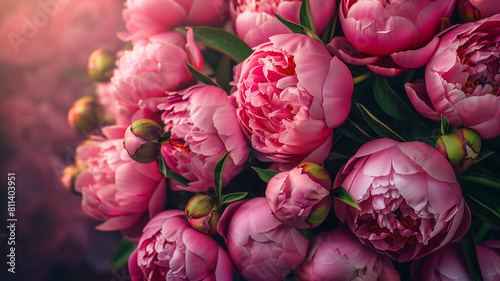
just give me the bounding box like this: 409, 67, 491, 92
124, 119, 163, 163
435, 127, 481, 175
266, 162, 332, 229
87, 48, 116, 82
185, 195, 221, 235
68, 95, 105, 134
61, 164, 82, 193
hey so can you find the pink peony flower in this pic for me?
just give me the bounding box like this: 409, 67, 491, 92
296, 227, 401, 281
229, 0, 336, 47
334, 138, 471, 262
218, 197, 309, 281
159, 85, 249, 191
119, 0, 228, 42
457, 0, 500, 22
129, 210, 233, 281
265, 162, 332, 229
412, 241, 500, 281
232, 33, 353, 170
74, 125, 166, 240
405, 14, 500, 139
111, 28, 202, 122
328, 0, 456, 76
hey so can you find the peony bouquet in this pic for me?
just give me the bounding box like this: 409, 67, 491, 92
56, 0, 500, 280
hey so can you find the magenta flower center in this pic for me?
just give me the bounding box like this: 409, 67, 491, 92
141, 234, 176, 280
457, 31, 500, 96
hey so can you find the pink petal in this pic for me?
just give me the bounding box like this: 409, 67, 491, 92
391, 36, 440, 68
405, 80, 441, 121
326, 36, 381, 65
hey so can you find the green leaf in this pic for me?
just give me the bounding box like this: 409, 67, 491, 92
220, 192, 248, 206
460, 229, 484, 281
109, 238, 137, 270
459, 173, 500, 190
357, 103, 406, 142
214, 151, 231, 205
476, 151, 496, 163
337, 118, 374, 143
373, 76, 420, 121
176, 26, 253, 63
273, 14, 323, 44
185, 60, 221, 88
299, 0, 316, 35
158, 131, 171, 143
321, 9, 337, 44
298, 228, 313, 244
159, 156, 191, 187
441, 114, 450, 135
332, 186, 361, 210
252, 167, 280, 183
216, 55, 233, 94
463, 192, 500, 228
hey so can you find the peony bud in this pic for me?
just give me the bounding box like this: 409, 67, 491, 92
185, 195, 221, 235
123, 119, 163, 163
87, 48, 116, 82
61, 164, 82, 193
435, 127, 481, 175
266, 162, 332, 229
68, 95, 105, 134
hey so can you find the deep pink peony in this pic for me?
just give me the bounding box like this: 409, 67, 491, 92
159, 85, 249, 192
405, 14, 500, 139
328, 0, 455, 76
412, 241, 500, 280
229, 0, 336, 47
265, 162, 332, 229
74, 125, 166, 240
232, 33, 353, 170
119, 0, 228, 42
129, 210, 233, 281
296, 227, 401, 281
218, 197, 309, 281
334, 138, 471, 262
111, 28, 202, 122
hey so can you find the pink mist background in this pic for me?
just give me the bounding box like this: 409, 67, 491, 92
0, 0, 128, 280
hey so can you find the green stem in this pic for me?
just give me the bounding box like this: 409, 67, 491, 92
353, 72, 373, 85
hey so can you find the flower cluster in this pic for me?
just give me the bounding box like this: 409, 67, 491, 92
60, 0, 500, 280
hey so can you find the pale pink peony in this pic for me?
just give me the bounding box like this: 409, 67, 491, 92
328, 0, 456, 76
229, 0, 336, 47
128, 210, 233, 281
232, 33, 353, 170
334, 138, 471, 262
119, 0, 228, 42
74, 125, 166, 240
159, 85, 249, 192
218, 197, 309, 281
412, 241, 500, 281
111, 28, 202, 122
296, 227, 401, 281
265, 162, 332, 229
405, 14, 500, 139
